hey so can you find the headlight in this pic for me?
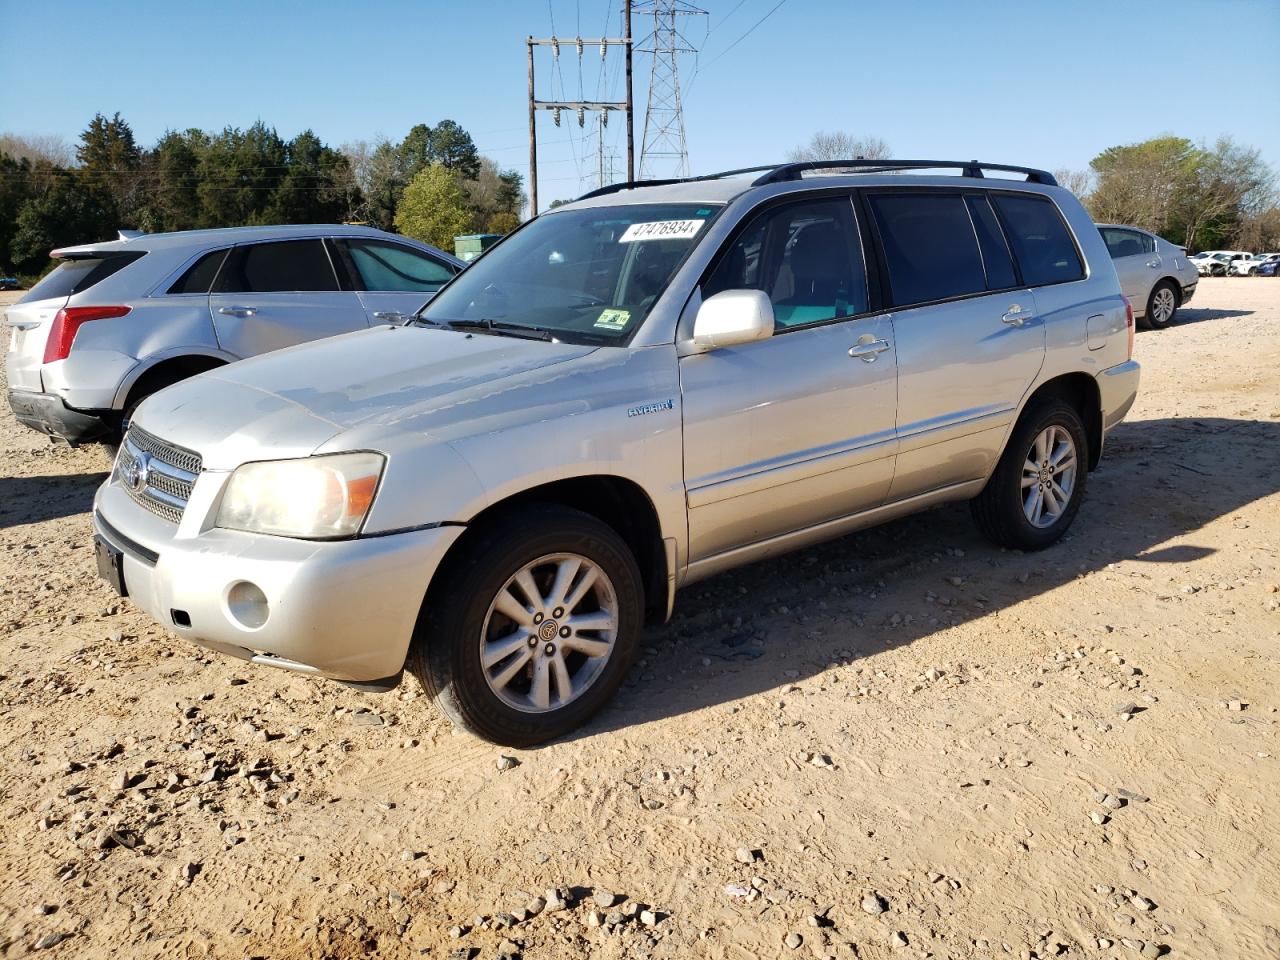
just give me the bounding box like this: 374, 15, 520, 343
216, 452, 385, 539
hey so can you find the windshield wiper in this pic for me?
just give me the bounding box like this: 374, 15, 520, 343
438, 318, 555, 341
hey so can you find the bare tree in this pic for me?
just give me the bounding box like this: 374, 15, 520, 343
1053, 168, 1094, 200
1235, 206, 1280, 252
0, 133, 74, 166
786, 131, 891, 163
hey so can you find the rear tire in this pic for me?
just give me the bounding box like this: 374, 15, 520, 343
101, 396, 144, 460
409, 505, 644, 747
1145, 280, 1179, 330
971, 399, 1088, 551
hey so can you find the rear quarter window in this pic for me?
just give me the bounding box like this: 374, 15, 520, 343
992, 194, 1085, 286
167, 249, 229, 294
19, 252, 146, 303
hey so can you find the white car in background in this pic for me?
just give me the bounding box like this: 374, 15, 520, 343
1096, 224, 1197, 329
1193, 251, 1251, 276
5, 224, 463, 445
1230, 252, 1280, 276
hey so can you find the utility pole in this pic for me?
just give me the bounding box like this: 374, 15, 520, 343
525, 11, 634, 217
625, 0, 634, 183
633, 0, 704, 180
527, 36, 538, 216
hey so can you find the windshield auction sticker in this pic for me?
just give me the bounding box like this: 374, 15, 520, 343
594, 308, 631, 330
619, 219, 705, 243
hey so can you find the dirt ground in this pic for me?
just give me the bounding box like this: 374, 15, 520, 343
1, 278, 1277, 960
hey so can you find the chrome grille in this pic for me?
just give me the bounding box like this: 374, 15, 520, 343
126, 425, 203, 475
116, 427, 202, 524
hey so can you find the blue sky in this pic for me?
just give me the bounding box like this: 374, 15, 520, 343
2, 0, 1278, 205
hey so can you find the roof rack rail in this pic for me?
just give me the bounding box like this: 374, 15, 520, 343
574, 165, 781, 202
571, 159, 1057, 204
753, 159, 1058, 186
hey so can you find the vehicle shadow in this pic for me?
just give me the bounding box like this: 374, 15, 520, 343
1164, 307, 1253, 328
577, 416, 1280, 741
0, 473, 109, 529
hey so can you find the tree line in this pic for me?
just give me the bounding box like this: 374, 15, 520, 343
0, 114, 526, 278
789, 131, 1278, 253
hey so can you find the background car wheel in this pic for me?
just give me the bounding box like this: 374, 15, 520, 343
410, 505, 644, 747
1145, 281, 1179, 330
971, 399, 1089, 552
101, 395, 145, 460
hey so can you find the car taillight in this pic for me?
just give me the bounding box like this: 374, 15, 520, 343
43, 306, 131, 363
1122, 295, 1134, 359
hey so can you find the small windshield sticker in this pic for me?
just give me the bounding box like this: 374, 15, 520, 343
594, 308, 631, 330
619, 219, 705, 243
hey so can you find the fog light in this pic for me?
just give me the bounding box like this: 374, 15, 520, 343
226, 581, 269, 630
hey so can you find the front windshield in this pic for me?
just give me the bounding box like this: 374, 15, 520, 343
422, 202, 721, 344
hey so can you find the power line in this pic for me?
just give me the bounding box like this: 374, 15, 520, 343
686, 0, 788, 99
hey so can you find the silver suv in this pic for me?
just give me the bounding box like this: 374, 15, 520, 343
91, 160, 1140, 746
5, 224, 462, 444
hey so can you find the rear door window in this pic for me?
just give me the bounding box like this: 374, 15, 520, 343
19, 252, 145, 303
1100, 228, 1152, 260
992, 194, 1085, 286
337, 239, 456, 292
213, 240, 339, 293
867, 193, 986, 307
167, 249, 228, 294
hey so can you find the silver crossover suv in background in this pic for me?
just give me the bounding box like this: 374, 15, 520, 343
93, 159, 1140, 745
5, 224, 462, 444
1095, 224, 1197, 329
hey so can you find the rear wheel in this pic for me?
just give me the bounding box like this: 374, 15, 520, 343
410, 505, 643, 746
1145, 281, 1179, 330
971, 399, 1088, 551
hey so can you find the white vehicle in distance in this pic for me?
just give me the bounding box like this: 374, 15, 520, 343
1096, 224, 1197, 329
1230, 252, 1280, 276
1193, 250, 1251, 276
5, 225, 463, 446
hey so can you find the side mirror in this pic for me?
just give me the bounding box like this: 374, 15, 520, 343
691, 289, 774, 351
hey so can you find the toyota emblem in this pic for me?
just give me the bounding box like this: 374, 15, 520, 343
124, 451, 151, 492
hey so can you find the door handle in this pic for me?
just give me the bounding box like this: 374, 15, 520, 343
217, 306, 257, 318
848, 338, 891, 361
1001, 304, 1033, 326
1146, 260, 1160, 268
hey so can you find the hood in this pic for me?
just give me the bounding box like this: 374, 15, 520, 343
131, 325, 596, 469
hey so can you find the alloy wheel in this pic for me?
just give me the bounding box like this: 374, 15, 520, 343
1151, 287, 1176, 324
480, 553, 619, 713
1021, 425, 1078, 529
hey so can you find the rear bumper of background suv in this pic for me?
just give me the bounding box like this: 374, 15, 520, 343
7, 389, 114, 444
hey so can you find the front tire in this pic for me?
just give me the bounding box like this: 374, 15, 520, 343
971, 399, 1088, 551
1145, 280, 1179, 329
410, 505, 644, 746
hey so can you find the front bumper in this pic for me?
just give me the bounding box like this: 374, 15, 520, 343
7, 389, 113, 444
1098, 359, 1141, 436
93, 479, 465, 682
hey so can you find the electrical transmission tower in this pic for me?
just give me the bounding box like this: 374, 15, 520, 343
634, 0, 705, 180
